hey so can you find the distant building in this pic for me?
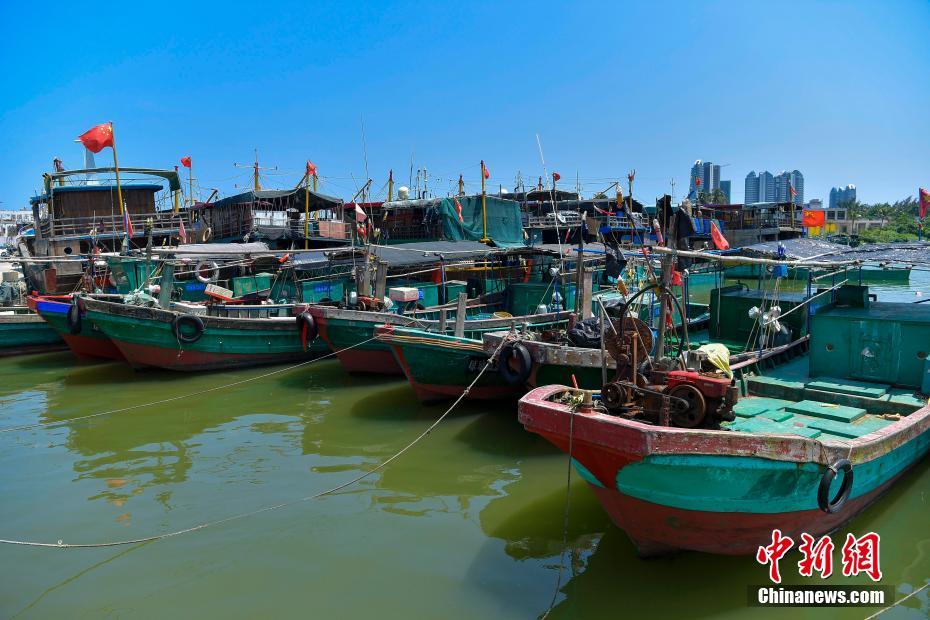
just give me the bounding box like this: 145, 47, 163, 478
689, 160, 728, 201
745, 169, 801, 204
0, 209, 33, 246
829, 184, 857, 209
774, 170, 804, 205
807, 198, 823, 210
720, 180, 731, 204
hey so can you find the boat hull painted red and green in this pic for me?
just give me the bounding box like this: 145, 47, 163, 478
309, 305, 568, 376
518, 384, 930, 556
376, 325, 522, 403
482, 331, 611, 390
0, 307, 65, 357
83, 298, 329, 371
29, 295, 125, 361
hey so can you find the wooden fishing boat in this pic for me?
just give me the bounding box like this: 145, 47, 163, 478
82, 297, 330, 371
28, 294, 125, 361
518, 287, 930, 556
375, 322, 573, 403
0, 306, 65, 356
307, 241, 587, 375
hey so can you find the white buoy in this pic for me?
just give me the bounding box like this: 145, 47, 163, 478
397, 186, 410, 200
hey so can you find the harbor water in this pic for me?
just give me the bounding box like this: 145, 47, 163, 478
2, 272, 930, 618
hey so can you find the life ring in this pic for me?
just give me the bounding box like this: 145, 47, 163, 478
195, 261, 219, 284
499, 341, 532, 385
296, 312, 317, 350
173, 314, 205, 344
67, 300, 83, 335
466, 276, 484, 299
817, 458, 853, 514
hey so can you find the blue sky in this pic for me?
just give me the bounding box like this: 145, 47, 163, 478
1, 0, 928, 209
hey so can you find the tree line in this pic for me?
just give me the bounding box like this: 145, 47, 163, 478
836, 197, 922, 242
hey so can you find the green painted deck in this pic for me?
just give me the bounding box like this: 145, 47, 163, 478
726, 354, 924, 441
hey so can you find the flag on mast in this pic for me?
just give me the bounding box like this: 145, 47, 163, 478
123, 208, 134, 238
78, 123, 114, 153
920, 187, 930, 219
181, 156, 192, 168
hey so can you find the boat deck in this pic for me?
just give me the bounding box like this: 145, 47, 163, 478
727, 356, 926, 441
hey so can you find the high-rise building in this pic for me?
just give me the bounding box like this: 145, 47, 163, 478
745, 169, 801, 204
774, 170, 804, 205
689, 160, 728, 200
829, 184, 857, 209
720, 180, 731, 204
745, 171, 760, 204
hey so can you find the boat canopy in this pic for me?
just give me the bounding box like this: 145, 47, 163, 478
209, 188, 343, 212
291, 240, 551, 271
740, 238, 930, 266
44, 167, 182, 194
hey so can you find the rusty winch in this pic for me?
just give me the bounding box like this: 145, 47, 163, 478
600, 316, 738, 428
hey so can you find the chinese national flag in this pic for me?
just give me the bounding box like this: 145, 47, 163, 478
710, 221, 730, 250
552, 171, 561, 182
482, 163, 490, 179
802, 210, 825, 227
920, 187, 930, 219
695, 177, 702, 187
306, 161, 318, 177
181, 156, 192, 168
789, 183, 797, 198
78, 123, 114, 153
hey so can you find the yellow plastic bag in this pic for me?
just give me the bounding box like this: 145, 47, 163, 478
697, 343, 732, 379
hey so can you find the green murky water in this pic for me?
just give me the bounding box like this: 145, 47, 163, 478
2, 273, 930, 618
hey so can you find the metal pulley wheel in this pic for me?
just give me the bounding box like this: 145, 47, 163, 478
667, 384, 706, 428
604, 316, 653, 362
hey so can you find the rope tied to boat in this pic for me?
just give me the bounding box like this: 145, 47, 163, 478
0, 334, 514, 549
0, 336, 379, 435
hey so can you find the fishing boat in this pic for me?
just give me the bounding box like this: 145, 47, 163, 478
518, 278, 930, 556
28, 294, 125, 361
82, 297, 330, 371
0, 306, 65, 356
308, 242, 594, 376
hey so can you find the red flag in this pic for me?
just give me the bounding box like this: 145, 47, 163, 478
552, 172, 561, 182
178, 217, 187, 243
920, 188, 930, 219
306, 161, 318, 177
453, 197, 464, 223
482, 162, 490, 179
695, 177, 702, 187
78, 123, 114, 153
789, 183, 797, 198
181, 156, 192, 168
802, 210, 825, 227
354, 204, 367, 222
671, 270, 683, 286
710, 221, 729, 250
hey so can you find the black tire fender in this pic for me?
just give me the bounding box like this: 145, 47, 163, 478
818, 458, 853, 514
296, 312, 317, 348
173, 314, 205, 344
66, 300, 83, 335
499, 341, 532, 385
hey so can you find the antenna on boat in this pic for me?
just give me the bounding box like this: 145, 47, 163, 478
234, 149, 276, 191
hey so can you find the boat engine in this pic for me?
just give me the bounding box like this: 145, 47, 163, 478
600, 316, 738, 428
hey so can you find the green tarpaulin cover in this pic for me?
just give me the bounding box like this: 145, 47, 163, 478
438, 196, 524, 247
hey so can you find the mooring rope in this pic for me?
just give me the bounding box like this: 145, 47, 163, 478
0, 337, 378, 435
540, 395, 576, 619
0, 336, 512, 549
863, 581, 929, 619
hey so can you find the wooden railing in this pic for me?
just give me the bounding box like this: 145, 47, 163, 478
41, 211, 183, 238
